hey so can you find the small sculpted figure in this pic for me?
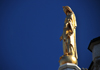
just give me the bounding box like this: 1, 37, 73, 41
60, 6, 78, 59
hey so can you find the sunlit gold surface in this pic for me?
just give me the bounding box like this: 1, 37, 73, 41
59, 6, 78, 66
59, 55, 77, 66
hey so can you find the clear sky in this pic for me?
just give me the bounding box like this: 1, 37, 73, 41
0, 0, 100, 70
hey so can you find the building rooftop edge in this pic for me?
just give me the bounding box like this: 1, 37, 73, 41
88, 36, 100, 52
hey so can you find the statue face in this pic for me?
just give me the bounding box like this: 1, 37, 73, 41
63, 6, 73, 15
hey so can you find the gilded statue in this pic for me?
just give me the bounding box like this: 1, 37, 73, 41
59, 6, 78, 66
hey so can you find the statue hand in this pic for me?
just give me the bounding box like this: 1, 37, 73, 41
60, 36, 63, 41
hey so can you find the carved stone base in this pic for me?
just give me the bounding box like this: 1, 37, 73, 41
58, 63, 81, 70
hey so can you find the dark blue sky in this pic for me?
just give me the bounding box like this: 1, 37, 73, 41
0, 0, 100, 70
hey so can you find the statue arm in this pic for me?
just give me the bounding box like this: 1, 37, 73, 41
64, 14, 72, 24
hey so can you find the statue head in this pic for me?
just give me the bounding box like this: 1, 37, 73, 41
62, 6, 73, 15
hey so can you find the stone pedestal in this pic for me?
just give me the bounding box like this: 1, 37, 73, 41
58, 63, 81, 70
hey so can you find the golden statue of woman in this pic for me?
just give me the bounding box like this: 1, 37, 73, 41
59, 6, 78, 65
